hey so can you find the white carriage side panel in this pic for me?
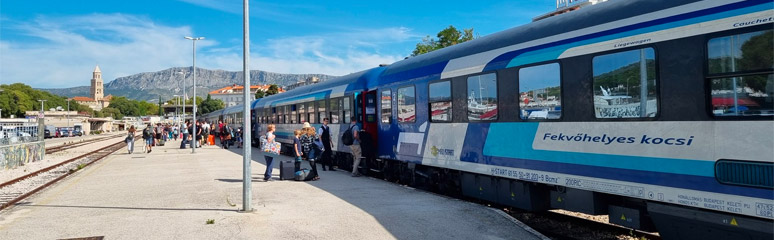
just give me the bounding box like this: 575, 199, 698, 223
421, 123, 468, 167
533, 122, 714, 161
714, 121, 774, 163
532, 121, 773, 162
440, 0, 742, 79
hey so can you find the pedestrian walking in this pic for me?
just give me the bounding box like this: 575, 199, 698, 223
142, 124, 154, 153
126, 125, 136, 154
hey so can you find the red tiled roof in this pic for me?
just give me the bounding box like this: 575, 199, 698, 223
71, 96, 95, 102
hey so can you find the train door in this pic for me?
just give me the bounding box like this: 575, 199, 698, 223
355, 90, 378, 141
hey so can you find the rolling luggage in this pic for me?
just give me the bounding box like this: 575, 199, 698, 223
157, 139, 165, 146
279, 159, 295, 180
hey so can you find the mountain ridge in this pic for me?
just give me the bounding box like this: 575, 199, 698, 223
40, 67, 337, 101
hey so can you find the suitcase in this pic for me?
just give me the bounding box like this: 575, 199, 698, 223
279, 159, 295, 180
157, 139, 165, 146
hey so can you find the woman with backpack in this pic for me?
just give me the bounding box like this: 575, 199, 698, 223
126, 125, 136, 154
142, 124, 153, 153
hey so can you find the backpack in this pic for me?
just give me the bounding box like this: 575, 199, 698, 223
142, 128, 152, 139
341, 125, 355, 146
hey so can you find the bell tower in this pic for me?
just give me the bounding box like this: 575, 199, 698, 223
90, 65, 104, 101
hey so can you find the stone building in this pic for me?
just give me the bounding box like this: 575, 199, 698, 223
70, 65, 112, 111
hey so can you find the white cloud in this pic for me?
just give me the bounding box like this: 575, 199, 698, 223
1, 13, 419, 88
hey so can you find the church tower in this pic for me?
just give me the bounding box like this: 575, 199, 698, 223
90, 65, 104, 101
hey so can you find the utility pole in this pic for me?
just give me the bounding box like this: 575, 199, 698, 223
241, 0, 253, 213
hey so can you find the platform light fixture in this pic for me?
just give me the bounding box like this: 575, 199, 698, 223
184, 36, 204, 153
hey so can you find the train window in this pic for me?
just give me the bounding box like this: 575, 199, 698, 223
330, 98, 340, 124
467, 73, 498, 121
592, 48, 657, 118
429, 81, 452, 122
708, 30, 773, 117
708, 30, 773, 75
317, 100, 327, 123
519, 63, 561, 120
299, 103, 306, 123
397, 86, 416, 123
343, 97, 351, 124
291, 104, 297, 124
381, 90, 392, 123
308, 102, 316, 123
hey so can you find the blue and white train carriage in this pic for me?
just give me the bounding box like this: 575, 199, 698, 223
247, 0, 773, 239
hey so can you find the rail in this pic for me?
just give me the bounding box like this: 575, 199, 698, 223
0, 138, 128, 211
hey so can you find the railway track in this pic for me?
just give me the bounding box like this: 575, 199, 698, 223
45, 135, 124, 154
0, 140, 127, 211
504, 207, 661, 240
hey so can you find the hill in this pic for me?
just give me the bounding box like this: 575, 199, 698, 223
41, 67, 336, 101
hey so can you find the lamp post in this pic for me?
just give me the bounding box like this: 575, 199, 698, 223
67, 100, 70, 128
173, 95, 180, 127
241, 0, 252, 212
185, 36, 204, 153
37, 100, 47, 116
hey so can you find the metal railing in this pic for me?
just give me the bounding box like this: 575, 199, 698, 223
0, 122, 40, 146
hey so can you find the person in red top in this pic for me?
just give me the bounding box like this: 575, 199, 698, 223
218, 120, 225, 146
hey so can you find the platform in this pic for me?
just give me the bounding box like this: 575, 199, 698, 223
0, 139, 547, 240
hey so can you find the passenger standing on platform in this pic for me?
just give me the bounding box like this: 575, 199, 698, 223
182, 121, 189, 144
218, 120, 225, 146
236, 127, 243, 148
143, 124, 154, 153
126, 125, 136, 154
196, 121, 204, 147
222, 124, 232, 149
202, 121, 210, 146
348, 116, 362, 177
172, 125, 178, 141
263, 124, 276, 181
317, 118, 334, 171
293, 129, 303, 172
301, 123, 320, 180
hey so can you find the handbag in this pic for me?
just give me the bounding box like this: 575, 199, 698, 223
261, 135, 281, 156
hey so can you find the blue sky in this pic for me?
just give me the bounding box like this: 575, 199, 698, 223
1, 0, 556, 88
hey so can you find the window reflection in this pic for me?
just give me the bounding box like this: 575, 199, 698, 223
381, 90, 392, 123
592, 48, 658, 118
708, 30, 773, 74
430, 81, 452, 122
708, 30, 773, 117
467, 73, 498, 121
519, 63, 561, 120
398, 86, 416, 123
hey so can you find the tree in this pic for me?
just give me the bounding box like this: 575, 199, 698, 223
266, 85, 280, 96
199, 94, 225, 114
100, 107, 123, 120
412, 25, 476, 56
255, 90, 265, 99
108, 96, 140, 116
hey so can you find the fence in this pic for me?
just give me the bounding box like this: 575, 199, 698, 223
0, 120, 45, 170
0, 122, 41, 146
